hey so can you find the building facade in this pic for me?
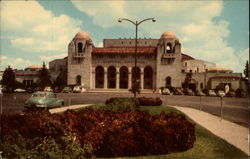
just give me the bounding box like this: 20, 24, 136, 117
49, 30, 243, 92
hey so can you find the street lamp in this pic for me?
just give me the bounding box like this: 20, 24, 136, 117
118, 18, 156, 97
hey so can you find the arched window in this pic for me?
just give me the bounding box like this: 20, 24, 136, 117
108, 66, 116, 88
95, 66, 104, 88
119, 66, 128, 89
166, 43, 172, 53
165, 76, 171, 87
76, 75, 81, 85
132, 67, 141, 84
78, 42, 83, 53
144, 66, 153, 89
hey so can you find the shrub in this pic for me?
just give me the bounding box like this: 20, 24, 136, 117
105, 97, 139, 111
138, 97, 162, 106
1, 109, 196, 158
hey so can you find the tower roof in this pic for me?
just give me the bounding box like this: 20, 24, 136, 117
160, 31, 177, 39
73, 31, 90, 40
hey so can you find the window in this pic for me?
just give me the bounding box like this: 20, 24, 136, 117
166, 43, 172, 53
78, 43, 83, 53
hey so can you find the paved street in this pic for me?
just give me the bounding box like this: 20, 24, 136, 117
0, 92, 248, 127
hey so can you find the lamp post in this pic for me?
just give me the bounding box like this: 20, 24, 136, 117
118, 18, 156, 97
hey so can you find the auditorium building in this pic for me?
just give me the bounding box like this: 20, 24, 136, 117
49, 30, 243, 92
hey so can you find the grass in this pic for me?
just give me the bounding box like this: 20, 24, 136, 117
88, 105, 248, 159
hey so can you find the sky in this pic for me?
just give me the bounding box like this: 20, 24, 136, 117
0, 0, 249, 74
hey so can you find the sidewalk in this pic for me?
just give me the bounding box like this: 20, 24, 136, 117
49, 104, 92, 114
172, 106, 249, 156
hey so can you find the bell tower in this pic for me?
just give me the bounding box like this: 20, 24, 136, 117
67, 31, 93, 90
156, 31, 182, 89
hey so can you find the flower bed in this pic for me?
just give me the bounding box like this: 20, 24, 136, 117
1, 108, 195, 158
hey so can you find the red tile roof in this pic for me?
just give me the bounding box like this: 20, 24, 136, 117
92, 47, 157, 54
181, 53, 195, 60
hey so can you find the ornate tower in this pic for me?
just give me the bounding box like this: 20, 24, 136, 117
67, 31, 93, 90
156, 31, 182, 89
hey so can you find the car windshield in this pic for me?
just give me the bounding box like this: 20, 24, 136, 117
32, 94, 46, 97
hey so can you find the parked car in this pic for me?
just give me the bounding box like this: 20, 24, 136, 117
61, 87, 72, 93
44, 86, 53, 92
173, 87, 184, 95
73, 85, 86, 93
14, 88, 26, 93
217, 90, 226, 97
195, 90, 205, 96
161, 88, 171, 95
186, 89, 195, 96
208, 90, 216, 96
25, 91, 64, 110
26, 87, 34, 93
227, 90, 235, 97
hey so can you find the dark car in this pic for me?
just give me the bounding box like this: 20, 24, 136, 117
173, 87, 184, 95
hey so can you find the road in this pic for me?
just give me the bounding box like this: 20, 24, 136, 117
0, 92, 248, 127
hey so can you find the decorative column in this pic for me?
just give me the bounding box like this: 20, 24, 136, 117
128, 67, 132, 89
140, 67, 144, 90
116, 67, 120, 89
92, 67, 95, 89
104, 67, 108, 89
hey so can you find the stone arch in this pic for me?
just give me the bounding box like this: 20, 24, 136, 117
119, 66, 128, 89
132, 67, 141, 84
108, 66, 116, 88
95, 66, 104, 88
78, 42, 83, 53
144, 66, 153, 89
76, 75, 81, 85
165, 76, 171, 87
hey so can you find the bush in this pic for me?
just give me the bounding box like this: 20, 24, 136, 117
138, 97, 162, 106
1, 109, 196, 158
105, 97, 139, 111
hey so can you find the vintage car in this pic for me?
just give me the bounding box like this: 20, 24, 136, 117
161, 88, 171, 95
61, 87, 72, 93
25, 91, 64, 110
173, 87, 184, 95
217, 90, 226, 97
44, 86, 53, 92
208, 90, 216, 96
73, 85, 86, 93
14, 88, 26, 93
195, 90, 205, 96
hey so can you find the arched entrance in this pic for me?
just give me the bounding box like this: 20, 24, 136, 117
108, 66, 116, 88
95, 66, 104, 88
119, 66, 128, 89
144, 66, 153, 89
132, 67, 141, 84
76, 75, 81, 85
165, 76, 171, 87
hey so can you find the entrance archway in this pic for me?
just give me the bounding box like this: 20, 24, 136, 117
165, 76, 171, 87
144, 66, 153, 89
95, 66, 104, 88
108, 66, 116, 88
76, 75, 81, 85
119, 66, 128, 89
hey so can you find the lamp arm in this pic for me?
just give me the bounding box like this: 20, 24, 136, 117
137, 18, 155, 25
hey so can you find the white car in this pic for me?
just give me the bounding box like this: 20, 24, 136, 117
208, 90, 216, 96
217, 90, 226, 97
73, 86, 86, 93
14, 88, 26, 93
44, 86, 53, 92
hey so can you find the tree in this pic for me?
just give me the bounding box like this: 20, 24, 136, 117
243, 60, 249, 78
38, 62, 51, 88
54, 69, 67, 90
1, 66, 16, 92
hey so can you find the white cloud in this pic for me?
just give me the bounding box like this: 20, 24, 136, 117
39, 53, 67, 61
1, 1, 82, 53
0, 57, 32, 70
71, 0, 246, 73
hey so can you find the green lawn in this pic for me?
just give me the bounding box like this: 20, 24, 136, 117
92, 105, 248, 159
